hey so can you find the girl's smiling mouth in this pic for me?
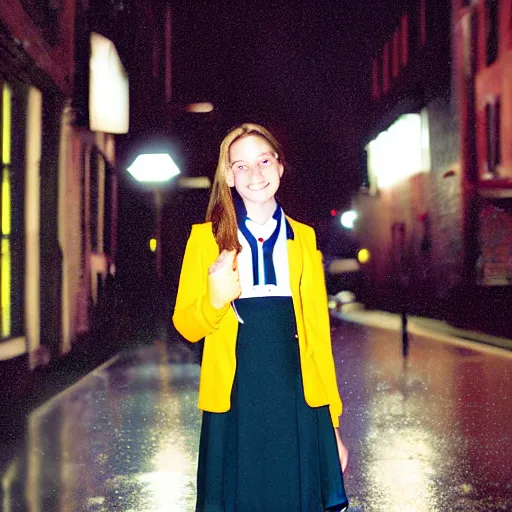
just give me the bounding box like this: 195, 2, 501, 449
248, 183, 269, 191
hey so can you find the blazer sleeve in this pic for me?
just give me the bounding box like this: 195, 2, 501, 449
302, 227, 343, 427
172, 224, 231, 342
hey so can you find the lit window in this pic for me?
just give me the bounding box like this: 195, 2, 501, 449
1, 83, 12, 338
366, 110, 431, 189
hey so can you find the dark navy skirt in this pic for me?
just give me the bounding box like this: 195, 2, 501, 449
196, 297, 348, 512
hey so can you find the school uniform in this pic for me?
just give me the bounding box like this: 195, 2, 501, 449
173, 203, 348, 512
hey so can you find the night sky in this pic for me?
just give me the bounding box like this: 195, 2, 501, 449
169, 0, 395, 220
116, 1, 399, 291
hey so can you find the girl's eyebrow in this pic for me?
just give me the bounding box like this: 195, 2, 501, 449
230, 151, 274, 165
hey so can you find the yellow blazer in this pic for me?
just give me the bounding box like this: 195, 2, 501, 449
172, 216, 343, 427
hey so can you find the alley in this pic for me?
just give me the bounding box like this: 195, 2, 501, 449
2, 319, 512, 511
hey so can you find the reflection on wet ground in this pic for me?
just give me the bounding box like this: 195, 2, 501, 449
334, 322, 512, 511
2, 323, 512, 511
2, 341, 201, 511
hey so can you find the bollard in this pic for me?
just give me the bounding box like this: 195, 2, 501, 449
401, 308, 409, 358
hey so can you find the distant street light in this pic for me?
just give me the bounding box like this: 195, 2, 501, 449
127, 152, 181, 280
340, 210, 358, 229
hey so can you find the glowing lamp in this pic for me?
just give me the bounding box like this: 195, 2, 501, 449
340, 210, 358, 229
358, 248, 371, 264
149, 238, 157, 252
127, 153, 180, 183
185, 102, 214, 113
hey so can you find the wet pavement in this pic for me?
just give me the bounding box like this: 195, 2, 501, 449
1, 320, 512, 511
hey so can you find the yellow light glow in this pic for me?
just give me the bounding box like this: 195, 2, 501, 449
2, 239, 11, 337
2, 84, 11, 165
1, 83, 11, 338
2, 168, 11, 236
358, 248, 371, 264
150, 238, 157, 252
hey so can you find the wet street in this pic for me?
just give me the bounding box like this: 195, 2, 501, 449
2, 319, 512, 511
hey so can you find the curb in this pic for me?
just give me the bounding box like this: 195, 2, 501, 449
331, 304, 512, 358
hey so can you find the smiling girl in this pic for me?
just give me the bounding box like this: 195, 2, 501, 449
173, 123, 349, 511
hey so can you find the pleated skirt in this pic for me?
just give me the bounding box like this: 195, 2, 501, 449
196, 296, 348, 512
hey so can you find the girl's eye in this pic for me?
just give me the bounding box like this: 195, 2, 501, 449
261, 159, 270, 165
233, 164, 249, 173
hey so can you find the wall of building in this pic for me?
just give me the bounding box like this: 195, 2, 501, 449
354, 0, 462, 316
354, 0, 512, 337
0, 0, 124, 400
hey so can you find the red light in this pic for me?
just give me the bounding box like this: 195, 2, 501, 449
330, 209, 337, 217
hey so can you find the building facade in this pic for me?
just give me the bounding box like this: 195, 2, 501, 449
353, 0, 512, 337
0, 0, 127, 398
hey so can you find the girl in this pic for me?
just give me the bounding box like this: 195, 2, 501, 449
173, 123, 349, 511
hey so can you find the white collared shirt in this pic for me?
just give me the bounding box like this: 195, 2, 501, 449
237, 211, 292, 299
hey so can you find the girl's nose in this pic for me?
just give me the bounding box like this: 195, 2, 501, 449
248, 165, 264, 180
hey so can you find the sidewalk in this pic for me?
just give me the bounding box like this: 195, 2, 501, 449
331, 302, 512, 355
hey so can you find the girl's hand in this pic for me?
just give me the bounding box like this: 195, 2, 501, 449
208, 250, 241, 309
334, 428, 349, 473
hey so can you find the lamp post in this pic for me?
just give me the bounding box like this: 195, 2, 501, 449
127, 153, 181, 280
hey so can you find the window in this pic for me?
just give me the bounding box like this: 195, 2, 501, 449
90, 147, 98, 253
366, 111, 431, 190
1, 84, 12, 339
80, 143, 87, 275
485, 98, 501, 175
18, 0, 61, 45
0, 82, 24, 340
486, 0, 499, 66
103, 163, 113, 255
471, 7, 479, 76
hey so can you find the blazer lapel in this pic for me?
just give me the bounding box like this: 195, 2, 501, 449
285, 216, 302, 295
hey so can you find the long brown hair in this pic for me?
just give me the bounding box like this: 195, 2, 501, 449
206, 123, 284, 253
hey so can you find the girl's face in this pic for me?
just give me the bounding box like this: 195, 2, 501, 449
226, 135, 284, 209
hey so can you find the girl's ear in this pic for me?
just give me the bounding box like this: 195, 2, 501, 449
226, 169, 235, 187
278, 162, 284, 178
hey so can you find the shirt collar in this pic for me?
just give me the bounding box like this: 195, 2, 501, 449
233, 189, 293, 240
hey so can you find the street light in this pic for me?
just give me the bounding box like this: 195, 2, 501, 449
340, 210, 358, 229
127, 152, 181, 280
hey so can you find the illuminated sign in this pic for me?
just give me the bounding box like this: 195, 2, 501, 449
366, 111, 430, 189
89, 33, 129, 134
